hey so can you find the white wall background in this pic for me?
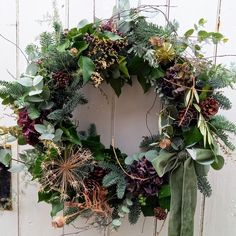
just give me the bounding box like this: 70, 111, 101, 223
0, 0, 236, 235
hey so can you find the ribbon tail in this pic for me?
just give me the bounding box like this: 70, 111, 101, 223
180, 158, 197, 236
168, 163, 184, 236
168, 158, 197, 236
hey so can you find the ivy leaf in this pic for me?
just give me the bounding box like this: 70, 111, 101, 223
51, 200, 64, 217
61, 126, 81, 145
119, 56, 130, 78
73, 41, 89, 56
109, 77, 123, 96
78, 56, 95, 84
0, 149, 11, 167
57, 39, 70, 52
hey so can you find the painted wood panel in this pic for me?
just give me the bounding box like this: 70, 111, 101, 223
0, 0, 236, 235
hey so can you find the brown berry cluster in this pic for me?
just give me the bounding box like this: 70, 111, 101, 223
85, 34, 128, 71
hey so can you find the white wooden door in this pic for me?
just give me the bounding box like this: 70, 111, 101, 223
0, 0, 236, 235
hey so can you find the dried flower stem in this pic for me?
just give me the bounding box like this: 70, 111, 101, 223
111, 137, 150, 181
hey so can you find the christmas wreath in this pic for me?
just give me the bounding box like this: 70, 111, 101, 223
0, 5, 236, 236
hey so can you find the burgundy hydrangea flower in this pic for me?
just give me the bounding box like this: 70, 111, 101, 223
126, 157, 164, 197
17, 108, 41, 145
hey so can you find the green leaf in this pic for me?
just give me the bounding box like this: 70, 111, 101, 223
183, 127, 203, 146
73, 41, 89, 56
51, 200, 64, 217
0, 149, 11, 167
78, 56, 95, 83
137, 75, 151, 93
57, 39, 70, 52
187, 148, 215, 165
159, 197, 171, 211
211, 155, 224, 170
184, 29, 194, 38
61, 126, 81, 145
158, 185, 171, 199
119, 57, 130, 78
198, 18, 207, 26
109, 77, 123, 96
198, 30, 209, 41
18, 135, 27, 145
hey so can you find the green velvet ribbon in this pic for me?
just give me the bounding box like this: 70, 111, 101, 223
152, 150, 198, 236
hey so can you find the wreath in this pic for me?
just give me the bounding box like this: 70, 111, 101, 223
0, 5, 236, 236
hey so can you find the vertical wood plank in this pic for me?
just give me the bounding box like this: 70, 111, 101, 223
17, 1, 65, 236
202, 0, 236, 235
0, 0, 19, 235
64, 1, 114, 235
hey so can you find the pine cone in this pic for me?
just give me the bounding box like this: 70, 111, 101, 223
161, 63, 195, 98
52, 70, 72, 88
177, 107, 197, 127
154, 207, 167, 220
89, 166, 107, 183
200, 97, 219, 119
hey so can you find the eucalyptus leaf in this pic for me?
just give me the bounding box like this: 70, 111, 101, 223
26, 63, 38, 76
8, 163, 25, 173
28, 89, 43, 96
18, 77, 33, 87
39, 133, 55, 140
53, 129, 63, 142
33, 75, 43, 86
112, 219, 122, 227
34, 124, 47, 134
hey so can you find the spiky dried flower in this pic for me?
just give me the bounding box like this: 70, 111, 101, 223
40, 147, 94, 199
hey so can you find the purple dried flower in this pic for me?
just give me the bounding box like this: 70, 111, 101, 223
17, 108, 41, 145
127, 157, 164, 197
